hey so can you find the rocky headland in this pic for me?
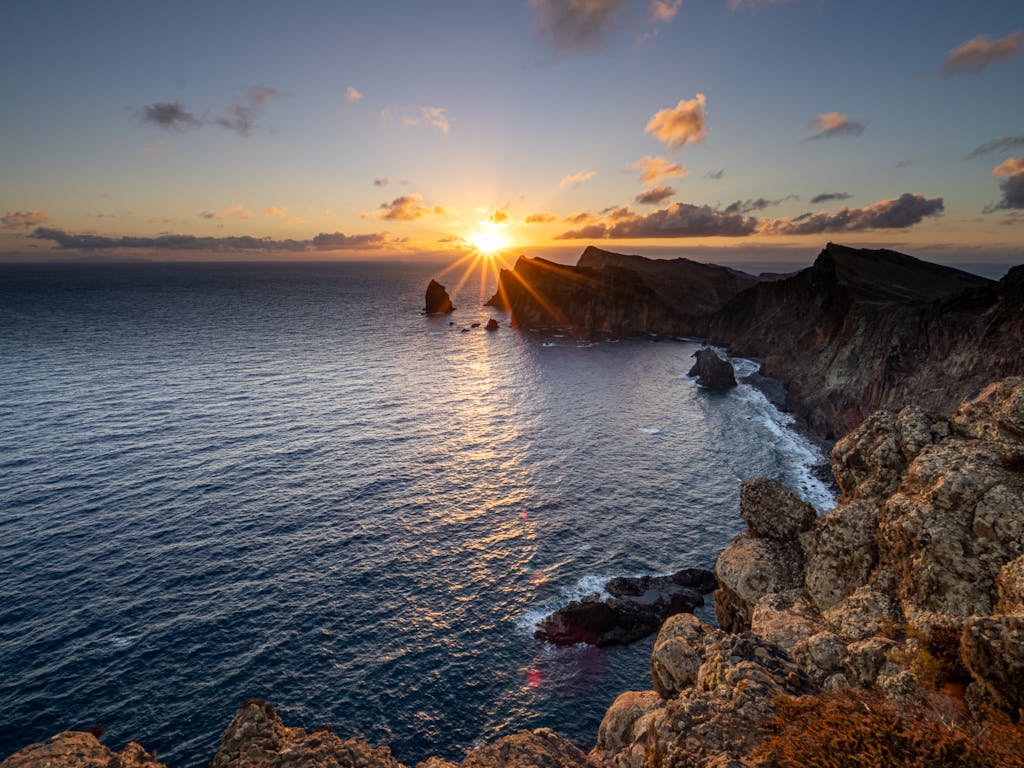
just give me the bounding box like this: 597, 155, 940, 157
486, 243, 1023, 439
7, 379, 1024, 767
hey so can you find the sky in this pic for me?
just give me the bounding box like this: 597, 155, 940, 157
1, 0, 1023, 266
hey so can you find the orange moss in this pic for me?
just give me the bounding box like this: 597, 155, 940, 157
750, 689, 1024, 767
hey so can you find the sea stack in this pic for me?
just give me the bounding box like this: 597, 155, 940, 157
688, 348, 737, 389
424, 279, 454, 314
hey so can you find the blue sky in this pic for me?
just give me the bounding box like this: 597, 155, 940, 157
1, 0, 1022, 264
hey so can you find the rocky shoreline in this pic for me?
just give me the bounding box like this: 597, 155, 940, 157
6, 378, 1023, 767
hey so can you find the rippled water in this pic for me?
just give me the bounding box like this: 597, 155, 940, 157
0, 262, 832, 766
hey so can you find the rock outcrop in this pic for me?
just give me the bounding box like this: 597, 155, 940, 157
424, 279, 454, 314
535, 568, 716, 646
484, 248, 756, 338
686, 349, 736, 389
0, 733, 164, 768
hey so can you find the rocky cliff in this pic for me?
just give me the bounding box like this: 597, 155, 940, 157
706, 243, 1022, 438
484, 248, 756, 337
5, 380, 1024, 767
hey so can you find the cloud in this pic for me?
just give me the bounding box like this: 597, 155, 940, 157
140, 102, 201, 131
525, 212, 558, 224
31, 227, 393, 252
635, 186, 676, 205
261, 206, 289, 218
722, 196, 795, 214
2, 210, 48, 230
378, 194, 447, 221
346, 86, 364, 103
645, 94, 707, 150
560, 170, 597, 189
943, 31, 1023, 76
984, 157, 1024, 212
763, 193, 945, 234
809, 192, 853, 205
648, 0, 681, 22
632, 155, 687, 184
705, 168, 725, 180
395, 106, 451, 133
728, 0, 791, 11
557, 202, 758, 239
529, 0, 626, 53
214, 86, 279, 136
806, 112, 867, 141
489, 209, 510, 224
198, 204, 252, 221
373, 178, 389, 187
966, 135, 1024, 159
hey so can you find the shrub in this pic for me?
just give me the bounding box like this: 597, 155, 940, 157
750, 689, 1024, 767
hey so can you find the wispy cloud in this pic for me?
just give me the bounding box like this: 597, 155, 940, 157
635, 186, 676, 205
2, 210, 48, 230
647, 0, 681, 22
525, 212, 558, 224
966, 135, 1024, 160
140, 102, 201, 131
377, 194, 448, 221
214, 86, 279, 136
31, 228, 395, 252
631, 155, 687, 184
809, 192, 852, 205
943, 30, 1023, 76
705, 169, 725, 180
722, 196, 795, 214
345, 86, 364, 103
488, 209, 510, 224
728, 0, 791, 11
391, 106, 451, 134
529, 0, 626, 54
763, 193, 944, 234
805, 112, 867, 141
645, 94, 707, 150
261, 206, 289, 218
984, 157, 1024, 212
560, 169, 597, 189
198, 204, 252, 221
557, 201, 757, 238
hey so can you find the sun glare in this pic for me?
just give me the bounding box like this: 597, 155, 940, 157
468, 225, 510, 255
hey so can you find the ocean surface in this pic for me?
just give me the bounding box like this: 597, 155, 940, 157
0, 261, 834, 766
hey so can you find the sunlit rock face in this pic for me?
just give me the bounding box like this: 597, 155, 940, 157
0, 733, 164, 768
706, 244, 1022, 438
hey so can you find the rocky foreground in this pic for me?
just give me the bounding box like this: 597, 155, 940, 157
6, 378, 1024, 767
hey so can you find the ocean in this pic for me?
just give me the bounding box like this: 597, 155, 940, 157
0, 261, 833, 766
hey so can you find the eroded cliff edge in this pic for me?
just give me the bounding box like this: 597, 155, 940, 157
486, 243, 1023, 438
6, 379, 1024, 767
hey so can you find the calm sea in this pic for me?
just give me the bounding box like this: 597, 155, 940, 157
0, 261, 833, 766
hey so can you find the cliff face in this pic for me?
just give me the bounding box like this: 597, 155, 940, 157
707, 243, 1021, 438
485, 249, 756, 337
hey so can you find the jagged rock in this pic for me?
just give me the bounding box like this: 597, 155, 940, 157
997, 555, 1024, 615
822, 586, 900, 643
749, 590, 831, 680
424, 279, 454, 314
714, 536, 804, 632
485, 318, 499, 331
951, 377, 1024, 443
801, 501, 879, 611
210, 700, 404, 768
416, 759, 457, 768
687, 349, 736, 389
739, 478, 816, 541
535, 568, 715, 646
650, 613, 724, 699
593, 691, 663, 768
960, 616, 1024, 716
461, 729, 589, 768
0, 733, 164, 768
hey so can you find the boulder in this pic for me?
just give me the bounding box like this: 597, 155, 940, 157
593, 690, 663, 768
461, 729, 590, 768
0, 733, 164, 768
739, 478, 816, 541
801, 501, 879, 611
960, 616, 1024, 716
687, 348, 736, 389
425, 279, 454, 314
650, 613, 724, 699
535, 568, 716, 647
714, 536, 804, 632
210, 700, 404, 768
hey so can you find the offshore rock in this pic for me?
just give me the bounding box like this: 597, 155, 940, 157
535, 568, 716, 646
424, 279, 454, 314
485, 318, 499, 331
0, 733, 164, 768
687, 349, 736, 389
210, 700, 405, 768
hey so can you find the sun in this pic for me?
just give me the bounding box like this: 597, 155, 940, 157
468, 224, 510, 255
